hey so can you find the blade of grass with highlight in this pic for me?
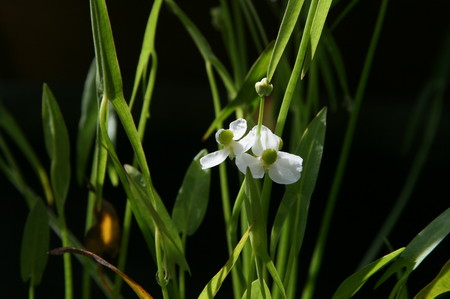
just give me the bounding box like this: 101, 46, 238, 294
267, 0, 305, 82
49, 247, 154, 299
332, 248, 405, 299
415, 259, 450, 299
198, 226, 252, 299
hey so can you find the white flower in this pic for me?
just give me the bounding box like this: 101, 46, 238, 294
200, 118, 255, 169
235, 126, 303, 184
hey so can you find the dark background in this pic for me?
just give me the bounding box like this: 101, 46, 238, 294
1, 0, 449, 298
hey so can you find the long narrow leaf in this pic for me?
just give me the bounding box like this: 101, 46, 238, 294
332, 248, 405, 299
267, 0, 305, 81
270, 107, 326, 256
20, 199, 50, 286
198, 226, 251, 299
42, 84, 71, 211
172, 150, 211, 236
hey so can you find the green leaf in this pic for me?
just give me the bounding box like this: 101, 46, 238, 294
301, 0, 333, 77
20, 199, 50, 286
90, 0, 123, 101
90, 0, 153, 190
332, 248, 405, 299
0, 102, 53, 206
202, 42, 274, 140
76, 61, 98, 185
129, 0, 163, 108
270, 107, 327, 256
198, 226, 251, 299
124, 165, 190, 274
49, 247, 154, 299
42, 84, 71, 211
414, 259, 450, 299
172, 150, 211, 236
267, 0, 305, 81
241, 279, 272, 299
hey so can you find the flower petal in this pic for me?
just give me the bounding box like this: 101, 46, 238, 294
215, 129, 225, 144
235, 153, 265, 179
252, 125, 280, 156
229, 118, 247, 140
268, 151, 303, 184
200, 149, 230, 169
234, 129, 256, 155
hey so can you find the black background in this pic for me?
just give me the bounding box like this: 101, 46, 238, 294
1, 0, 449, 298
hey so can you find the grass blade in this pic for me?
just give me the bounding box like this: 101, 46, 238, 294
198, 226, 251, 299
267, 0, 305, 81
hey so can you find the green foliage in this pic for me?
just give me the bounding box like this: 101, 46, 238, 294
42, 84, 71, 212
172, 150, 211, 236
20, 199, 50, 286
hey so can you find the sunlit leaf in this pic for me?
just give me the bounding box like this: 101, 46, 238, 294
42, 84, 71, 211
49, 247, 154, 299
198, 226, 251, 299
414, 259, 450, 299
332, 248, 405, 299
20, 199, 50, 286
241, 279, 272, 299
270, 107, 327, 256
125, 165, 190, 274
172, 150, 211, 236
267, 0, 305, 81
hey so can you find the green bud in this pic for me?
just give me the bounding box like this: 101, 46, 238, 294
261, 149, 277, 166
218, 129, 234, 145
255, 77, 273, 97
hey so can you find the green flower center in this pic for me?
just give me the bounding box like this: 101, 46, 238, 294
218, 129, 234, 145
261, 149, 278, 166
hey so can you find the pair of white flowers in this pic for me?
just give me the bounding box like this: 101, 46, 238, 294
200, 119, 303, 185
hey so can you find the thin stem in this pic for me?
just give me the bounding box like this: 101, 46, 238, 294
28, 283, 34, 299
155, 228, 170, 299
112, 201, 133, 299
301, 0, 389, 298
60, 215, 73, 299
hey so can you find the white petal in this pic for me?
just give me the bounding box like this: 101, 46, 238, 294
234, 129, 256, 155
268, 151, 303, 184
229, 118, 247, 140
215, 129, 225, 144
235, 153, 265, 179
200, 149, 230, 169
252, 125, 280, 156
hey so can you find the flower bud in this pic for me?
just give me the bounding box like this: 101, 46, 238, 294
255, 77, 273, 97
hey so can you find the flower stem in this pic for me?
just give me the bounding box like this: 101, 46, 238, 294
257, 96, 264, 135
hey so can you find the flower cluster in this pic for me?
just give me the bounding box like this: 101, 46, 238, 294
200, 119, 303, 185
